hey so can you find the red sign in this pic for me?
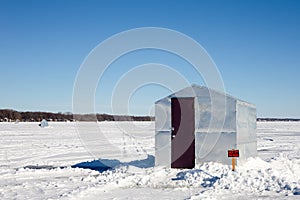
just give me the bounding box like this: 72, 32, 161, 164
228, 149, 239, 157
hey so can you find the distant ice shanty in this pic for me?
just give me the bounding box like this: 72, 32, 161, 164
39, 119, 49, 128
155, 85, 257, 168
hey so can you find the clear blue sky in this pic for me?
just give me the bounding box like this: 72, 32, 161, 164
1, 0, 300, 118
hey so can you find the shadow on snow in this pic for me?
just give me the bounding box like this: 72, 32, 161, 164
22, 155, 154, 172
71, 154, 155, 172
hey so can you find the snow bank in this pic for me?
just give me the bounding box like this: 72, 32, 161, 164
69, 155, 300, 199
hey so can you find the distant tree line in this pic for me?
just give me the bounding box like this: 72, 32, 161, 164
1, 109, 298, 122
0, 109, 154, 122
257, 118, 300, 122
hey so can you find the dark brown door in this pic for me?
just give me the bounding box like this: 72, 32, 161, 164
171, 97, 195, 169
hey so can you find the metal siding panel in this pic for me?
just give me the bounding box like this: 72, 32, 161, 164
155, 131, 171, 167
236, 101, 257, 162
195, 132, 236, 165
195, 92, 236, 133
155, 99, 171, 131
155, 99, 171, 167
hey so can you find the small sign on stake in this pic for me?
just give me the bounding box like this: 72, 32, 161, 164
228, 149, 239, 171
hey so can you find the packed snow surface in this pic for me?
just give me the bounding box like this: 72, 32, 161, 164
0, 121, 300, 199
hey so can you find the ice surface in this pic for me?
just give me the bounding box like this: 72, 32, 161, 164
0, 121, 299, 199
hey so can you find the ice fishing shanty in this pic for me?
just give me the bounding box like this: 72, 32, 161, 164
155, 85, 257, 168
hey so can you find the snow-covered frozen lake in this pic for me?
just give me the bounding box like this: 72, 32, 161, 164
0, 121, 299, 199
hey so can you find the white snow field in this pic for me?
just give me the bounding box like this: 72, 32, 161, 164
0, 121, 300, 199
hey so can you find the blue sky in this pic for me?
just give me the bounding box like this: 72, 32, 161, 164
0, 0, 300, 117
